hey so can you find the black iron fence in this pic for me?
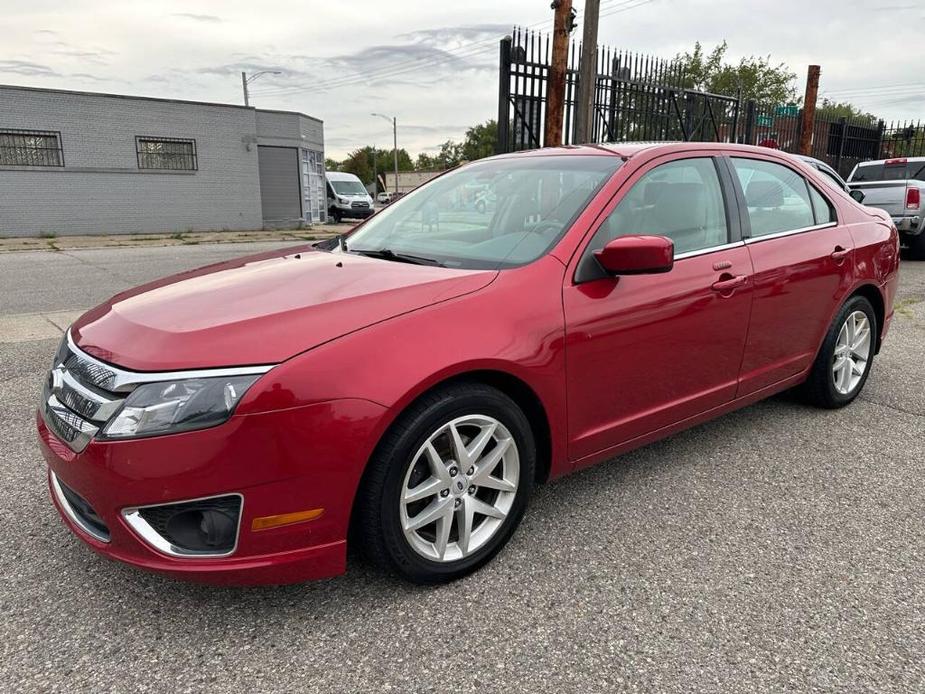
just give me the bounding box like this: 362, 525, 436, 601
498, 27, 924, 178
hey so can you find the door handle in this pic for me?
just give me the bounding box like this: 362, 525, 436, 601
831, 246, 850, 262
711, 274, 748, 292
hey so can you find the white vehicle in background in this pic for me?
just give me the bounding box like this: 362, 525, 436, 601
326, 171, 374, 223
848, 157, 925, 259
376, 192, 393, 205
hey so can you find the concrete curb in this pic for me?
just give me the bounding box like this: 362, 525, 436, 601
0, 226, 349, 254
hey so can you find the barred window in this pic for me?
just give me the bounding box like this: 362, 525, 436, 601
0, 129, 64, 167
135, 136, 197, 171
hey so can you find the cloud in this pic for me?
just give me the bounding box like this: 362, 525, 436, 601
398, 23, 510, 44
171, 13, 222, 23
0, 60, 60, 77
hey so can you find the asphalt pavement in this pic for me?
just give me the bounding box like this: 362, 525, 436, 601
1, 243, 923, 693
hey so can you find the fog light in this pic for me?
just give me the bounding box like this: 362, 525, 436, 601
166, 508, 237, 551
125, 494, 242, 557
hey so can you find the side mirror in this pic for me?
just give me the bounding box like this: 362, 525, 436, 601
593, 235, 674, 275
849, 189, 865, 203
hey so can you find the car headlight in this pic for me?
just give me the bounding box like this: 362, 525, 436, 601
100, 375, 260, 439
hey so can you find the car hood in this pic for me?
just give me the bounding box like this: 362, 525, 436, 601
72, 246, 496, 371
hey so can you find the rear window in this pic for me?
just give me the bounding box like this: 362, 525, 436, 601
850, 161, 925, 182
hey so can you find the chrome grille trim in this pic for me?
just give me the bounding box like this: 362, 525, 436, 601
43, 392, 100, 453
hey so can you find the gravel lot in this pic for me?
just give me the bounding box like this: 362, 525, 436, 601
1, 244, 923, 693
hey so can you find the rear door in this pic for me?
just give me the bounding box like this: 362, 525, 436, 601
563, 153, 753, 464
727, 155, 855, 396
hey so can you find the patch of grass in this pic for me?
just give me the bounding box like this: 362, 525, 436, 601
169, 232, 186, 241
181, 240, 200, 245
39, 231, 57, 239
894, 296, 923, 317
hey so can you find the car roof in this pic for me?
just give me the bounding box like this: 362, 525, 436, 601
495, 141, 811, 161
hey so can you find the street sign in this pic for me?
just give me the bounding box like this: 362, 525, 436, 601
756, 115, 774, 127
775, 105, 799, 117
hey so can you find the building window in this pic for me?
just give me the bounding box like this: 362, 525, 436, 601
0, 129, 64, 167
135, 136, 197, 171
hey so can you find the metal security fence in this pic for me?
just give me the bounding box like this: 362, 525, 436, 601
498, 27, 739, 152
497, 27, 924, 179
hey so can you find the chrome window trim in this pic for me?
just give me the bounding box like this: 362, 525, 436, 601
50, 472, 110, 543
743, 222, 838, 245
674, 240, 745, 261
122, 493, 245, 559
65, 331, 275, 393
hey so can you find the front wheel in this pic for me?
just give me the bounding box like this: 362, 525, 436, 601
355, 383, 535, 584
802, 295, 877, 408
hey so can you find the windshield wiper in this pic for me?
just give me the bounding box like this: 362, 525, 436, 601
349, 248, 444, 267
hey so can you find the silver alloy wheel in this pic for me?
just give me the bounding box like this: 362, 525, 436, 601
399, 414, 520, 563
833, 310, 872, 395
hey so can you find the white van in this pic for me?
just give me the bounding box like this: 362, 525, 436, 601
326, 171, 374, 222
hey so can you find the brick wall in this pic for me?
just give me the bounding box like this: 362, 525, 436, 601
0, 86, 265, 236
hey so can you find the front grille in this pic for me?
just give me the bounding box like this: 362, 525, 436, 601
52, 475, 110, 542
41, 338, 127, 453
351, 201, 370, 209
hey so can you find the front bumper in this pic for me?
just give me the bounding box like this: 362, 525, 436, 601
37, 397, 387, 585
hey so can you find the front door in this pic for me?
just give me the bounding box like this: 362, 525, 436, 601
564, 155, 753, 464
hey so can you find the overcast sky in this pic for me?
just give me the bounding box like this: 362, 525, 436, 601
2, 0, 923, 159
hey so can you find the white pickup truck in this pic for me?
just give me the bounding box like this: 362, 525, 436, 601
847, 157, 925, 259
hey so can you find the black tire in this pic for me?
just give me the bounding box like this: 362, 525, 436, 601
330, 209, 342, 223
802, 295, 877, 409
355, 382, 535, 584
905, 232, 925, 261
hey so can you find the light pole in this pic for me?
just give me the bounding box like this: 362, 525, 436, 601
372, 113, 399, 196
241, 70, 282, 106
371, 145, 378, 200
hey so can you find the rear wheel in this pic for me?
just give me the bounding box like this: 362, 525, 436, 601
802, 295, 876, 408
356, 383, 535, 584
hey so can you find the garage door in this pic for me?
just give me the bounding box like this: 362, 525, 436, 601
258, 146, 301, 223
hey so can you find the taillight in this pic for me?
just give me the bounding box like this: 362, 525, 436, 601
906, 187, 920, 210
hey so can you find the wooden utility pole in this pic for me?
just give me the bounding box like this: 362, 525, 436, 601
574, 0, 600, 144
799, 64, 821, 155
544, 0, 573, 147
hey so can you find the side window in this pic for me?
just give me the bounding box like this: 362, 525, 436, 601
808, 184, 837, 224
590, 158, 728, 256
732, 158, 815, 238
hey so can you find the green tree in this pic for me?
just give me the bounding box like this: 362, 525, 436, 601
461, 120, 498, 161
816, 99, 877, 125
324, 157, 340, 171
415, 152, 440, 170
675, 41, 798, 104
438, 140, 465, 168
339, 146, 414, 186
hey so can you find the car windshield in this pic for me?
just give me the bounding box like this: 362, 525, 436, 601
340, 155, 621, 269
331, 179, 368, 195
850, 161, 925, 182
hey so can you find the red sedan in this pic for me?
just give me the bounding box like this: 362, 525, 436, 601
38, 143, 900, 585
